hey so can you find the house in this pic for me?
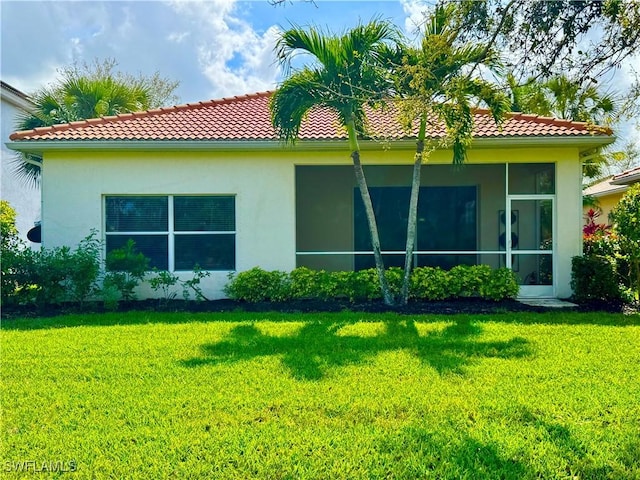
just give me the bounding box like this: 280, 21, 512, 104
6, 92, 614, 299
1, 81, 40, 244
583, 166, 640, 222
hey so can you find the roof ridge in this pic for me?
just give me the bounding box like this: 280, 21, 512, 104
8, 90, 615, 143
9, 91, 276, 140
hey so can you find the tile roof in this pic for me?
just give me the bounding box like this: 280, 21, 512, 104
611, 165, 640, 185
9, 90, 612, 142
583, 176, 628, 197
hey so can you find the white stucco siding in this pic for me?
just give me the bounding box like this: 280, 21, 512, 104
555, 150, 583, 299
42, 150, 296, 299
40, 144, 585, 299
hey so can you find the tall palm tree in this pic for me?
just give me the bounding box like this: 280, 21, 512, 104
391, 4, 511, 305
270, 20, 400, 305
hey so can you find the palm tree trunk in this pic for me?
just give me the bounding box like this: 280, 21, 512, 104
400, 116, 427, 305
346, 120, 394, 306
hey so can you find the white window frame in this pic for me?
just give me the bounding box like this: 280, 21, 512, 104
104, 194, 236, 272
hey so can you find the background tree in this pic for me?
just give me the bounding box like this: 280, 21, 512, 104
508, 75, 617, 125
452, 0, 640, 81
507, 74, 619, 177
14, 58, 180, 185
270, 20, 400, 305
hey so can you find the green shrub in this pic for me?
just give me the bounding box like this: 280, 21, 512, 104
480, 268, 520, 301
448, 265, 492, 297
104, 240, 150, 302
225, 264, 520, 304
2, 232, 102, 308
610, 184, 640, 301
224, 267, 291, 302
1, 200, 20, 252
409, 267, 451, 300
5, 247, 65, 306
384, 267, 404, 302
147, 265, 211, 303
571, 255, 623, 303
67, 231, 102, 305
148, 269, 179, 302
314, 270, 341, 301
1, 201, 24, 304
289, 267, 320, 299
181, 265, 211, 301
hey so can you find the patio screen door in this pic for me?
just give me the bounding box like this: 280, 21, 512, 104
507, 196, 555, 297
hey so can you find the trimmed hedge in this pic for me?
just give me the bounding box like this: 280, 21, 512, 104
224, 265, 519, 303
570, 255, 625, 303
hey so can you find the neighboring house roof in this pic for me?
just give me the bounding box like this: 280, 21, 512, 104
611, 165, 640, 185
1, 81, 33, 110
583, 176, 628, 198
8, 91, 613, 146
584, 166, 640, 198
1, 81, 30, 100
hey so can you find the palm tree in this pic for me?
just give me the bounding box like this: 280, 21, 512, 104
508, 74, 616, 125
13, 60, 178, 185
270, 20, 400, 305
391, 4, 511, 305
507, 74, 618, 178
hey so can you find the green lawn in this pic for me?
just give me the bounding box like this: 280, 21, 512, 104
1, 311, 639, 479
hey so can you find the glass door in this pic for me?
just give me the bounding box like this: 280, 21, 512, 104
507, 196, 555, 297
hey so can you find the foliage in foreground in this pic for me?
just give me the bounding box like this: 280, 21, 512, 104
1, 312, 638, 479
224, 265, 519, 303
1, 223, 208, 310
610, 184, 640, 300
574, 185, 640, 303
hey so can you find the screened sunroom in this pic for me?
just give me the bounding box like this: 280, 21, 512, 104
296, 162, 556, 297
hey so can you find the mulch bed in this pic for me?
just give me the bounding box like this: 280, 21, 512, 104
1, 297, 633, 320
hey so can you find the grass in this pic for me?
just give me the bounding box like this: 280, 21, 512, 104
1, 310, 639, 479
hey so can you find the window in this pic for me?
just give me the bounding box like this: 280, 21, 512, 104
105, 195, 235, 271
354, 186, 477, 270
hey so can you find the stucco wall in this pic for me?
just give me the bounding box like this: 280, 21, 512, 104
42, 150, 296, 299
40, 144, 582, 299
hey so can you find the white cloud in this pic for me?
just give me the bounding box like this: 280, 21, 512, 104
166, 0, 282, 98
399, 0, 433, 38
3, 63, 63, 96
168, 32, 191, 43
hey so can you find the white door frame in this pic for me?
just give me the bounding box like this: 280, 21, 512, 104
507, 195, 556, 298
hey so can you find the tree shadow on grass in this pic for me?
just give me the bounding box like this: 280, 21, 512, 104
181, 318, 533, 380
374, 426, 528, 479
512, 407, 640, 478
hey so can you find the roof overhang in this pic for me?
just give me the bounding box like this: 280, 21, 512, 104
611, 171, 640, 185
583, 184, 629, 198
5, 134, 615, 155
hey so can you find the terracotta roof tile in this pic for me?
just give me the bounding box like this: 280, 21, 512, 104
9, 91, 612, 142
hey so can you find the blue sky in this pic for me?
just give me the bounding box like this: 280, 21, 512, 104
1, 0, 637, 147
1, 0, 425, 103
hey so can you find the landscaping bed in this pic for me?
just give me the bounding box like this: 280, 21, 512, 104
1, 296, 633, 321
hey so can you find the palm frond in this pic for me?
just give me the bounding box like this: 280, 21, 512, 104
270, 69, 325, 144
10, 153, 41, 188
